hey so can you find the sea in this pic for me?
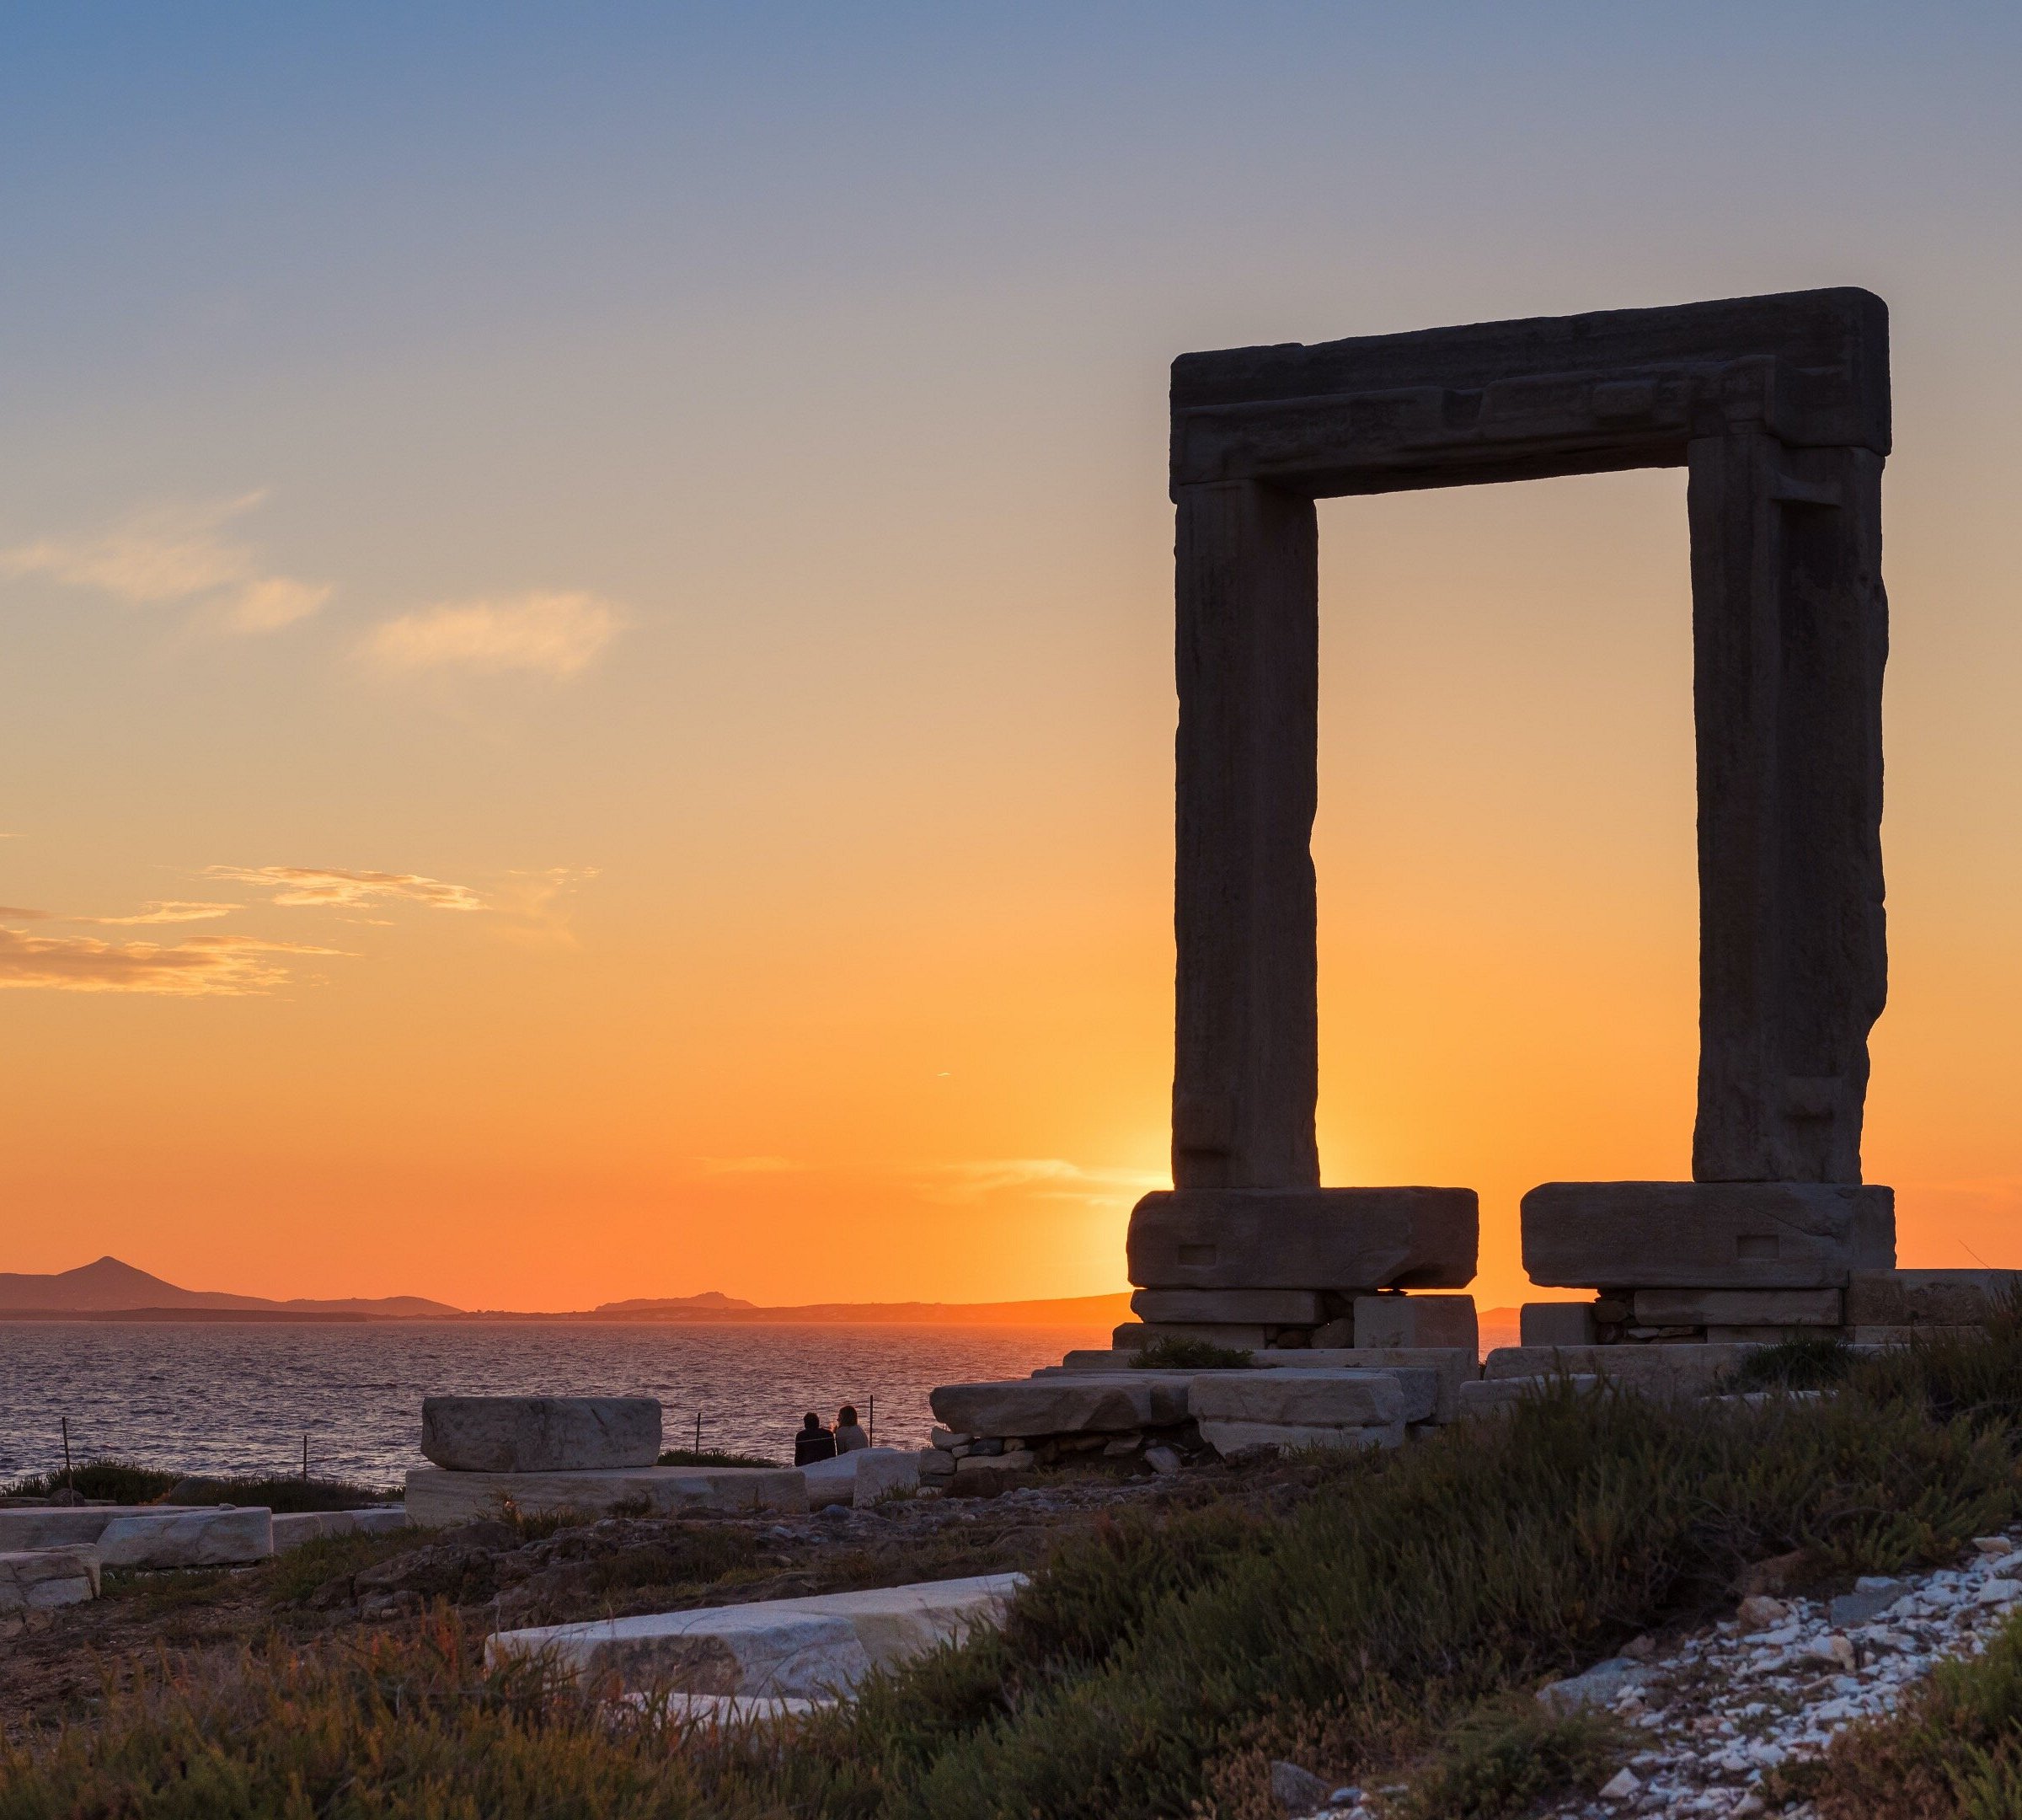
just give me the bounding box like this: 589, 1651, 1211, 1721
0, 1320, 1112, 1489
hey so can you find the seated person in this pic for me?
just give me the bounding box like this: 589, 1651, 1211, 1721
794, 1411, 837, 1465
833, 1405, 869, 1453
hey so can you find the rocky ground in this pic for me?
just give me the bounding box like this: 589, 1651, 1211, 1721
0, 1463, 1279, 1742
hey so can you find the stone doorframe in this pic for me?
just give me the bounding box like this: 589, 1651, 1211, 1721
1126, 289, 1892, 1325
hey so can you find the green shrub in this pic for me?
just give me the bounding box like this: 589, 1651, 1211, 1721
1128, 1336, 1255, 1370
3, 1458, 179, 1502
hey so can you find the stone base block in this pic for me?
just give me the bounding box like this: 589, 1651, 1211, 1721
800, 1447, 921, 1508
1848, 1269, 2019, 1327
1130, 1288, 1326, 1325
404, 1465, 807, 1526
1633, 1288, 1843, 1326
489, 1572, 1024, 1698
1190, 1369, 1406, 1428
94, 1507, 273, 1567
420, 1396, 661, 1474
1112, 1321, 1273, 1352
1483, 1344, 1763, 1394
1522, 1182, 1895, 1288
929, 1375, 1190, 1438
0, 1547, 100, 1610
1521, 1303, 1597, 1347
1197, 1419, 1404, 1457
949, 1451, 1040, 1498
1127, 1187, 1477, 1291
1352, 1294, 1477, 1352
272, 1507, 410, 1552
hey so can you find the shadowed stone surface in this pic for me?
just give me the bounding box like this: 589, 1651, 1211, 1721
489, 1574, 1024, 1698
1127, 1188, 1475, 1291
1521, 1303, 1597, 1347
1352, 1293, 1477, 1351
1198, 1419, 1404, 1456
1056, 1346, 1479, 1422
420, 1396, 661, 1474
1848, 1269, 2020, 1327
1522, 1182, 1895, 1288
1129, 1287, 1325, 1324
404, 1465, 805, 1525
0, 1547, 99, 1610
1632, 1288, 1844, 1326
0, 1506, 272, 1566
1189, 1369, 1406, 1427
929, 1375, 1190, 1438
272, 1507, 409, 1551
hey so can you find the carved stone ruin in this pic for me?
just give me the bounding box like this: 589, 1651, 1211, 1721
1121, 288, 1895, 1351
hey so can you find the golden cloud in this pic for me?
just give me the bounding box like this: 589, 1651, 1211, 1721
204, 865, 486, 913
363, 591, 623, 677
0, 927, 345, 996
0, 494, 331, 633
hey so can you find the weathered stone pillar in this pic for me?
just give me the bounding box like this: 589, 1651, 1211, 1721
1688, 432, 1888, 1183
1171, 479, 1320, 1191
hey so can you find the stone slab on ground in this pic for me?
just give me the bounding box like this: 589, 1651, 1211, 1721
0, 1506, 274, 1567
1521, 1303, 1597, 1347
271, 1507, 410, 1552
1190, 1369, 1407, 1428
420, 1396, 661, 1474
1848, 1268, 2019, 1327
1483, 1344, 1764, 1394
0, 1547, 99, 1610
929, 1375, 1190, 1438
1522, 1181, 1895, 1288
489, 1572, 1025, 1698
1128, 1287, 1325, 1324
1633, 1287, 1844, 1326
1351, 1293, 1477, 1352
1127, 1186, 1477, 1290
95, 1507, 275, 1567
404, 1465, 807, 1527
1197, 1419, 1404, 1457
799, 1448, 921, 1509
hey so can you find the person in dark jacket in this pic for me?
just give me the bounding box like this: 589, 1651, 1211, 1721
794, 1411, 837, 1465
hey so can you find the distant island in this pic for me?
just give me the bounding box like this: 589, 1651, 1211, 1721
0, 1255, 1137, 1328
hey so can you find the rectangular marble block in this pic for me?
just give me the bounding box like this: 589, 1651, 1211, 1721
1521, 1182, 1894, 1288
1127, 1187, 1477, 1291
0, 1547, 100, 1610
930, 1375, 1190, 1438
420, 1396, 661, 1474
1059, 1347, 1478, 1422
95, 1507, 274, 1567
1633, 1289, 1843, 1326
1190, 1369, 1410, 1428
272, 1507, 409, 1552
1521, 1303, 1597, 1347
1129, 1288, 1324, 1325
1197, 1420, 1404, 1457
1847, 1269, 2019, 1327
404, 1465, 806, 1526
1483, 1345, 1763, 1394
1352, 1294, 1477, 1352
490, 1573, 1025, 1699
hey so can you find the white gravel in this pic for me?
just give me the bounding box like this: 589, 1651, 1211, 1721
1297, 1530, 2022, 1820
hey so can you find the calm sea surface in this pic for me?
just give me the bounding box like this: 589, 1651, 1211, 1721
0, 1321, 1110, 1488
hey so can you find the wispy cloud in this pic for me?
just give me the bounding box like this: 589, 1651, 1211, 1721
0, 904, 51, 920
0, 927, 344, 996
77, 901, 237, 926
922, 1159, 1166, 1204
364, 591, 623, 677
698, 1156, 801, 1175
205, 865, 486, 913
0, 494, 331, 634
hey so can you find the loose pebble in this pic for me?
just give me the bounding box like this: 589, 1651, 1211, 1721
1534, 1532, 2022, 1818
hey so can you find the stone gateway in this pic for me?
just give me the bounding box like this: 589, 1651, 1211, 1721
1123, 288, 1894, 1347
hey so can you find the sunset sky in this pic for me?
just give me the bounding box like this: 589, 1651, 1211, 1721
3, 5, 2019, 1311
